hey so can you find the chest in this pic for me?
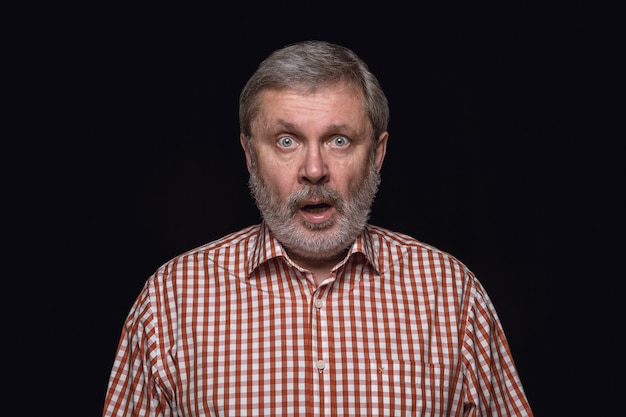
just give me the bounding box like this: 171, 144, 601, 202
172, 280, 465, 416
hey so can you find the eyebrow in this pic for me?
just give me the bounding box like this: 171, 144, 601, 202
273, 119, 356, 136
274, 119, 297, 132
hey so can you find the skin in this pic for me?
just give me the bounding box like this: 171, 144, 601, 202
240, 82, 388, 284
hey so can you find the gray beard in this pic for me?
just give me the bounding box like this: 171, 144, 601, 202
248, 155, 380, 261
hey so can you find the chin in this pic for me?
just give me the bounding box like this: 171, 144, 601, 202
287, 226, 351, 260
288, 243, 347, 262
302, 219, 335, 231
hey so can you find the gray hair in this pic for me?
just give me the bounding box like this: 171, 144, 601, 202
239, 40, 389, 141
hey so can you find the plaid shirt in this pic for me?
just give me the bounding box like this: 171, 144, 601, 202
103, 222, 532, 416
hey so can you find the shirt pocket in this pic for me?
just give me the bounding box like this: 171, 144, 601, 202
361, 360, 456, 416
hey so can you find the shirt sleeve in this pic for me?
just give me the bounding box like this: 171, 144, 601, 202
461, 279, 533, 417
102, 282, 174, 417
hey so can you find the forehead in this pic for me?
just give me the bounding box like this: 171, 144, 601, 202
252, 83, 370, 134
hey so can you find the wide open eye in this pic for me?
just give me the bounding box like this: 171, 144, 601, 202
277, 136, 295, 147
331, 136, 349, 147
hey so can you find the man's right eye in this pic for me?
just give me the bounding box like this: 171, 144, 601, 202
277, 136, 295, 147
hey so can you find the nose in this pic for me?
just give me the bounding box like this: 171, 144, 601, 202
300, 144, 329, 185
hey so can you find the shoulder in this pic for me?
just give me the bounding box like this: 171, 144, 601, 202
366, 224, 480, 289
142, 224, 260, 290
162, 224, 259, 268
366, 224, 493, 318
367, 224, 467, 267
127, 225, 259, 317
179, 224, 260, 259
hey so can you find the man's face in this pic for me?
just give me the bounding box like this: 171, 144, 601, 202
241, 83, 388, 262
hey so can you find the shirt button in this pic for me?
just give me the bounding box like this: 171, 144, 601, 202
316, 360, 326, 370
314, 298, 324, 308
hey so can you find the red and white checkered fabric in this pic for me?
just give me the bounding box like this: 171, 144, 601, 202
103, 222, 532, 416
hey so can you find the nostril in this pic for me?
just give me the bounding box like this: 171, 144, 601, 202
301, 175, 329, 185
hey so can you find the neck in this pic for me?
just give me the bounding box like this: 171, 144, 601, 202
287, 250, 347, 286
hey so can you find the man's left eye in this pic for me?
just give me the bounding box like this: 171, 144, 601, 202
332, 136, 349, 147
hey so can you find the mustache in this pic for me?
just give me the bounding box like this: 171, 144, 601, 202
287, 185, 343, 214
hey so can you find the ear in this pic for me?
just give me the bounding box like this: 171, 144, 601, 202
240, 133, 253, 173
374, 131, 389, 173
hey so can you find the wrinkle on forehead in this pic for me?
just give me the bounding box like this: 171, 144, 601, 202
250, 84, 371, 140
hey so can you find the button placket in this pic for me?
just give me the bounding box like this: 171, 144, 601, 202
311, 289, 327, 368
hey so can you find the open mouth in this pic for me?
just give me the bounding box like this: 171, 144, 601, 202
302, 203, 331, 213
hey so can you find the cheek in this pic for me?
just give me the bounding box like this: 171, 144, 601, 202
333, 159, 371, 191
256, 163, 297, 197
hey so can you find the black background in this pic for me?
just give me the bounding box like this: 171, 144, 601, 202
14, 1, 622, 415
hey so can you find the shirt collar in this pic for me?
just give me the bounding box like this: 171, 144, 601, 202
349, 224, 382, 275
246, 221, 288, 277
247, 221, 381, 277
